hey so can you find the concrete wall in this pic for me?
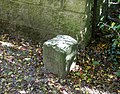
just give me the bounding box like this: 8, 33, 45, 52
0, 0, 93, 47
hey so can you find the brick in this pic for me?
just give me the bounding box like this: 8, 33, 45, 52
64, 0, 86, 13
11, 0, 41, 4
43, 35, 78, 77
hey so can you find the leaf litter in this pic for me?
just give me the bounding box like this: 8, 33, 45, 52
0, 32, 119, 94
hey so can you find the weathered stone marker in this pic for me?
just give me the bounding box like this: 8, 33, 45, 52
43, 35, 78, 77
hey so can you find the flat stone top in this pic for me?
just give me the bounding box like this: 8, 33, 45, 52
44, 35, 77, 53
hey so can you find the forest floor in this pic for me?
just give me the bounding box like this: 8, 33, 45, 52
0, 32, 120, 94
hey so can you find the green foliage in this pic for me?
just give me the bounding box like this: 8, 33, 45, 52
112, 36, 120, 48
97, 2, 120, 79
115, 70, 120, 77
92, 61, 100, 65
70, 3, 120, 92
98, 18, 120, 36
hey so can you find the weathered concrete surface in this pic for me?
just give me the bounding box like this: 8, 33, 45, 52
43, 35, 77, 77
0, 0, 93, 47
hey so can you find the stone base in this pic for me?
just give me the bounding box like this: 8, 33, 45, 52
43, 35, 78, 77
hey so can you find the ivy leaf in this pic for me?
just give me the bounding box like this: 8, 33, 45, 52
92, 61, 100, 65
8, 71, 13, 75
75, 72, 80, 76
115, 70, 120, 77
111, 22, 115, 28
113, 25, 120, 30
87, 78, 92, 83
100, 24, 105, 29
